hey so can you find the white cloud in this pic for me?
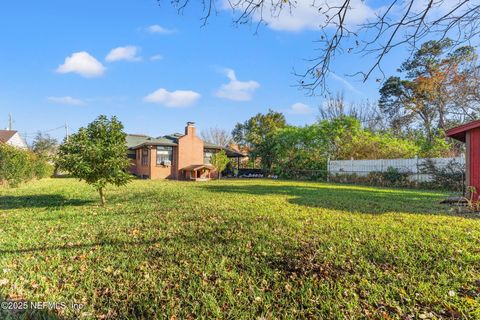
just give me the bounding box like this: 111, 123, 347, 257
150, 54, 164, 61
215, 69, 260, 101
106, 46, 141, 62
147, 24, 176, 34
56, 51, 106, 78
288, 102, 314, 115
47, 96, 86, 106
143, 88, 200, 107
222, 0, 375, 32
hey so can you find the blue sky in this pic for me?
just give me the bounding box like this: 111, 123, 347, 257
0, 0, 410, 143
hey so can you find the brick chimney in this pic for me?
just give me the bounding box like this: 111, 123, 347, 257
185, 121, 196, 136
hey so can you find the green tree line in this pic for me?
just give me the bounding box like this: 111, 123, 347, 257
232, 39, 478, 177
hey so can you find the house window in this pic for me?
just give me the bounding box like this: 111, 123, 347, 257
204, 148, 216, 164
141, 148, 148, 166
127, 150, 136, 159
156, 146, 173, 165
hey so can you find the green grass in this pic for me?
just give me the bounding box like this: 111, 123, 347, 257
0, 178, 479, 319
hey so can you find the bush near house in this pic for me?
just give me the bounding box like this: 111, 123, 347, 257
210, 150, 229, 179
0, 143, 53, 187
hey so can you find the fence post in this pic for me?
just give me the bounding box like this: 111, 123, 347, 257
461, 153, 466, 196
415, 155, 419, 186
326, 156, 330, 182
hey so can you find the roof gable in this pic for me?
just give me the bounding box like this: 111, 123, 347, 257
0, 130, 17, 143
446, 120, 480, 142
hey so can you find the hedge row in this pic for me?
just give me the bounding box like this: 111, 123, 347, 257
0, 143, 54, 187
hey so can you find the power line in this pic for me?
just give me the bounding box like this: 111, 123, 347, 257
22, 125, 65, 136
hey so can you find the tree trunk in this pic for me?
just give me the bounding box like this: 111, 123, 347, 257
98, 187, 106, 206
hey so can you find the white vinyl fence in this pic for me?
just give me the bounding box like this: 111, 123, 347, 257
327, 156, 465, 182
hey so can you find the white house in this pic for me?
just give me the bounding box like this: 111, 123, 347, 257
0, 130, 28, 149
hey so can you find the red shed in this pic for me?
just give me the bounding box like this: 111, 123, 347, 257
446, 119, 480, 199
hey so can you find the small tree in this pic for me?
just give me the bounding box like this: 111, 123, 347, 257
32, 132, 58, 159
56, 115, 131, 205
210, 150, 229, 179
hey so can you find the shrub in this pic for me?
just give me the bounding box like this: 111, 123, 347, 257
329, 167, 412, 187
329, 172, 358, 184
0, 144, 30, 187
418, 159, 464, 191
32, 156, 55, 179
0, 144, 52, 187
382, 166, 410, 185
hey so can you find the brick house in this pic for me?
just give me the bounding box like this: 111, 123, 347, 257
126, 122, 244, 181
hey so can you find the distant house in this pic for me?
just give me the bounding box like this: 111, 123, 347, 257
0, 130, 28, 149
126, 122, 244, 181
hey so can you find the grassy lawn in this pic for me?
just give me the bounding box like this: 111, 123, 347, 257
0, 178, 479, 319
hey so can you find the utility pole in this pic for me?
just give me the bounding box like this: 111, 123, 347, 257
65, 121, 69, 141
8, 113, 12, 130
24, 131, 29, 149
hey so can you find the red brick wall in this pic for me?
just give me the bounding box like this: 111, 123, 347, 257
128, 123, 215, 180
150, 146, 177, 179
129, 147, 177, 179
177, 124, 204, 179
131, 148, 150, 178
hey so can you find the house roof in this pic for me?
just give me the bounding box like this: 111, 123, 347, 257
126, 134, 177, 149
446, 120, 480, 142
126, 133, 245, 157
0, 130, 17, 143
182, 164, 215, 171
223, 148, 245, 158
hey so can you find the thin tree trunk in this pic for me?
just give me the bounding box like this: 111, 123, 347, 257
99, 187, 106, 206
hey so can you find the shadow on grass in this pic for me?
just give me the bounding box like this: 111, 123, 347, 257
200, 183, 464, 216
0, 195, 93, 210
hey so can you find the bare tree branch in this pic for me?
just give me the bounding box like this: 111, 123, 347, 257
161, 0, 480, 94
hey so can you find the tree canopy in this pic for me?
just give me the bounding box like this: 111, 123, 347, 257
56, 115, 131, 205
270, 115, 424, 179
232, 109, 287, 172
32, 132, 58, 159
379, 39, 479, 143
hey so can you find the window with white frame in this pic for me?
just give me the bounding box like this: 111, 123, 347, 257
156, 146, 173, 165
